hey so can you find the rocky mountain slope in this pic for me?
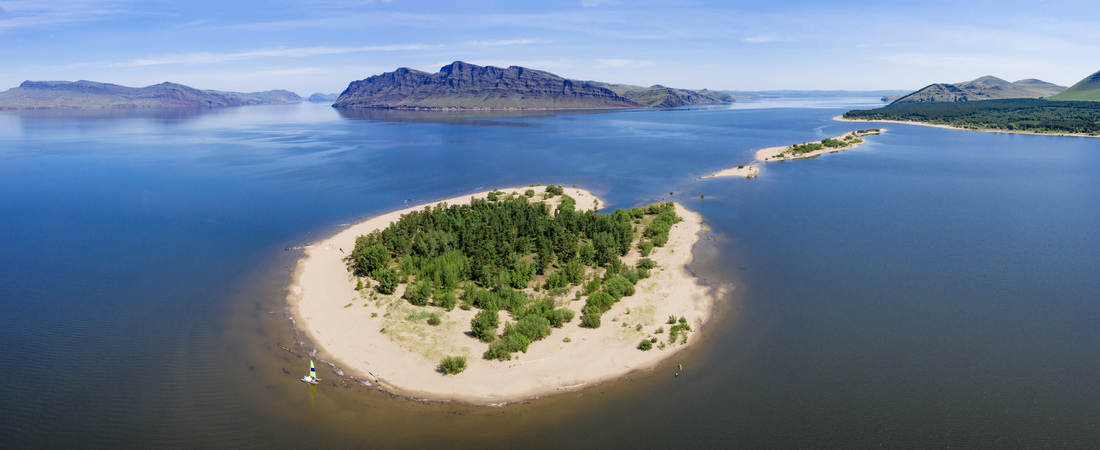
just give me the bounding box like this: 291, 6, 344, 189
891, 76, 1065, 105
333, 61, 731, 110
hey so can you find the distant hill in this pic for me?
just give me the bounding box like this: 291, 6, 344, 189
723, 90, 911, 101
333, 61, 731, 110
590, 83, 732, 108
891, 76, 1065, 105
0, 80, 302, 109
1048, 69, 1100, 101
308, 93, 339, 103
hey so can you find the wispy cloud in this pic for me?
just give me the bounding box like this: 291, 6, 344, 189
112, 44, 435, 67
596, 58, 651, 68
0, 0, 128, 31
741, 35, 793, 44
466, 39, 546, 47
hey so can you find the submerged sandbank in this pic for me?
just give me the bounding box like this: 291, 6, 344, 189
286, 187, 715, 404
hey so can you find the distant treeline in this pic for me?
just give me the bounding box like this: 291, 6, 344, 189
350, 187, 682, 360
844, 99, 1100, 135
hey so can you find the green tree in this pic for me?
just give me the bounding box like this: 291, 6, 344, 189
471, 310, 499, 342
375, 268, 399, 295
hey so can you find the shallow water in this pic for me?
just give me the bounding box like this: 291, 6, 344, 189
1, 99, 1099, 448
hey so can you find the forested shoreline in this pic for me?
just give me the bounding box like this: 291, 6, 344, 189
844, 99, 1100, 135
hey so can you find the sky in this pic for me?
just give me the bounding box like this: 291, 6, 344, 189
1, 0, 1098, 95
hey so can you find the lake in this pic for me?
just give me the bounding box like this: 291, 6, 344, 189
1, 99, 1098, 448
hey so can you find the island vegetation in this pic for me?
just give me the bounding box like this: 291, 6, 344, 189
348, 186, 687, 362
843, 99, 1100, 135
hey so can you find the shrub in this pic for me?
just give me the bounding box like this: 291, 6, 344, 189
621, 269, 640, 285
638, 339, 653, 350
580, 304, 603, 328
374, 268, 399, 295
427, 314, 442, 326
403, 281, 432, 306
485, 332, 531, 360
434, 290, 457, 310
513, 315, 552, 341
546, 308, 575, 327
602, 276, 635, 300
439, 356, 467, 374
668, 315, 677, 324
586, 291, 615, 314
545, 185, 564, 196
525, 189, 535, 197
471, 310, 499, 343
637, 258, 657, 270
638, 240, 654, 257
355, 279, 364, 291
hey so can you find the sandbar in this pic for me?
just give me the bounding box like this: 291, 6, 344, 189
703, 128, 883, 179
286, 187, 715, 404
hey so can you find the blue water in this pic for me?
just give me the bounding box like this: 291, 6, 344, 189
1, 100, 1099, 448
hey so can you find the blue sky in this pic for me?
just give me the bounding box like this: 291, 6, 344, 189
1, 0, 1098, 95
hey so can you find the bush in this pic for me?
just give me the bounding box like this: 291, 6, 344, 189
374, 268, 399, 295
525, 189, 535, 197
545, 185, 564, 196
637, 258, 657, 270
586, 291, 615, 314
638, 339, 653, 350
471, 310, 499, 343
485, 332, 531, 360
434, 290, 457, 310
546, 308, 575, 327
621, 269, 639, 285
580, 309, 602, 328
638, 240, 654, 257
602, 276, 635, 300
513, 315, 552, 341
439, 356, 467, 374
403, 281, 432, 306
427, 314, 442, 326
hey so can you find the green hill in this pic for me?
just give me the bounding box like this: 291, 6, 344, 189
891, 76, 1065, 105
0, 80, 301, 109
1048, 70, 1100, 101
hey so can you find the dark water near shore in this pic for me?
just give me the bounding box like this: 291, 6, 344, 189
2, 100, 1099, 448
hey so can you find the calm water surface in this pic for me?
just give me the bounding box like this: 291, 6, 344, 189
1, 100, 1099, 448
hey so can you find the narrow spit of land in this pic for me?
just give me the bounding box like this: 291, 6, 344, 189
702, 128, 883, 179
287, 186, 716, 404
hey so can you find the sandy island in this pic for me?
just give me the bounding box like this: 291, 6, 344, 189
702, 128, 884, 179
287, 187, 716, 404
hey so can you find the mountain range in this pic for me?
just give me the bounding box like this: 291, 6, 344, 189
333, 61, 731, 110
0, 80, 302, 109
891, 76, 1066, 105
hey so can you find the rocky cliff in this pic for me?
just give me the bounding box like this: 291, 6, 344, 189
334, 61, 730, 110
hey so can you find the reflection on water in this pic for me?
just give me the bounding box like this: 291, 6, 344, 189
1, 100, 1099, 447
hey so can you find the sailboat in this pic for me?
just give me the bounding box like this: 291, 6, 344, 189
301, 360, 320, 384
